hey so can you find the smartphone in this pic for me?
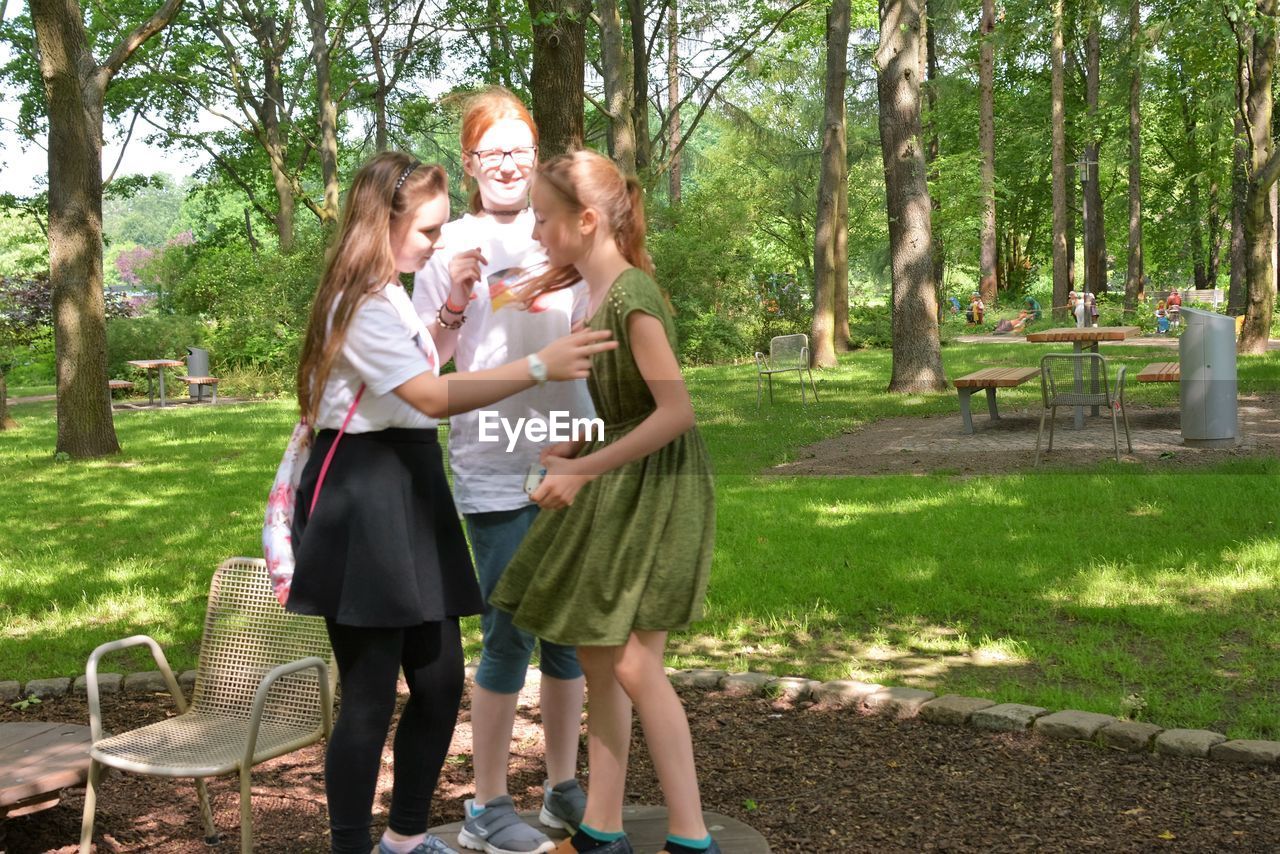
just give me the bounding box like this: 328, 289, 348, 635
524, 462, 547, 496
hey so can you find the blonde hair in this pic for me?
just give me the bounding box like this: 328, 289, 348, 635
296, 152, 447, 425
520, 150, 654, 301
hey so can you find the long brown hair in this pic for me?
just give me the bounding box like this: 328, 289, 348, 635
520, 150, 654, 302
296, 152, 447, 425
459, 86, 539, 214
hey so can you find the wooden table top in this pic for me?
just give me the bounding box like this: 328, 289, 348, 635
1025, 326, 1141, 343
0, 722, 91, 815
127, 359, 185, 369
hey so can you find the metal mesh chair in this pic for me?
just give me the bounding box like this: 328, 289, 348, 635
1034, 352, 1132, 466
80, 557, 334, 854
754, 333, 819, 407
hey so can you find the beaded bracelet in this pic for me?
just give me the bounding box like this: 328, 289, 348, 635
437, 304, 466, 330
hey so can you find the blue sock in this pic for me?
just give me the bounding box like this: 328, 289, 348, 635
663, 834, 712, 853
571, 824, 625, 851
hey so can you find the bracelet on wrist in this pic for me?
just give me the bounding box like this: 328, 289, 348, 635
443, 298, 467, 315
437, 304, 466, 330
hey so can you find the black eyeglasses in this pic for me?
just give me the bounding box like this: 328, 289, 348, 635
468, 146, 537, 169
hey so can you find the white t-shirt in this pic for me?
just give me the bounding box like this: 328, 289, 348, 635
315, 283, 439, 433
413, 210, 594, 514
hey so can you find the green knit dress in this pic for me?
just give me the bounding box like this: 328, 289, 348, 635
489, 268, 716, 647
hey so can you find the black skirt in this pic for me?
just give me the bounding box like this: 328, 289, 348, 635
286, 427, 482, 627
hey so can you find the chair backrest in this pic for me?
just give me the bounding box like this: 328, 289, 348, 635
769, 334, 809, 369
1039, 352, 1112, 404
191, 557, 333, 730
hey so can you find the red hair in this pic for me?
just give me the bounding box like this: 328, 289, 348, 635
519, 151, 655, 302
296, 152, 447, 426
460, 86, 539, 214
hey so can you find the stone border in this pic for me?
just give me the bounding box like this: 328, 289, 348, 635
9, 667, 1279, 770
663, 669, 1280, 769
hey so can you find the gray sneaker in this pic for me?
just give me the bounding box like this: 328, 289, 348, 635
538, 779, 586, 833
457, 796, 555, 854
376, 836, 459, 854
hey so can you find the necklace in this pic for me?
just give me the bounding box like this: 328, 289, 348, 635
482, 206, 528, 216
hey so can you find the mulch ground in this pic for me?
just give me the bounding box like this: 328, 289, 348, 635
4, 687, 1279, 853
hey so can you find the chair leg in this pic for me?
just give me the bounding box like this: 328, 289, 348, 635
807, 368, 819, 401
767, 374, 774, 404
1047, 406, 1057, 452
195, 777, 218, 844
239, 768, 254, 854
798, 369, 807, 405
1121, 402, 1133, 452
79, 758, 102, 854
1111, 404, 1122, 463
1035, 408, 1047, 467
755, 372, 762, 409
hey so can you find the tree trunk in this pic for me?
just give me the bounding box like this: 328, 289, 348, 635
978, 0, 997, 307
599, 0, 637, 174
1083, 9, 1106, 295
1207, 177, 1223, 286
32, 0, 117, 457
1229, 119, 1247, 315
0, 373, 16, 430
365, 9, 389, 151
1240, 0, 1279, 354
666, 0, 680, 203
1124, 0, 1142, 313
877, 0, 945, 392
1050, 0, 1070, 322
629, 0, 650, 170
924, 0, 945, 308
31, 0, 182, 456
811, 0, 849, 369
303, 0, 341, 223
835, 160, 851, 350
257, 26, 296, 252
528, 0, 588, 157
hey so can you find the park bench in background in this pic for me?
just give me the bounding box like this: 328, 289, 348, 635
1137, 362, 1180, 383
953, 366, 1040, 434
178, 375, 219, 403
107, 380, 133, 395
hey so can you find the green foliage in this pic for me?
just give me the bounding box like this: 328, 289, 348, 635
153, 235, 324, 377
106, 314, 206, 380
0, 209, 47, 276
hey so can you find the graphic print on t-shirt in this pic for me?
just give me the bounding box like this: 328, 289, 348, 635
487, 264, 552, 313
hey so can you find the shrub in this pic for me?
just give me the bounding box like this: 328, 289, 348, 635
106, 315, 207, 383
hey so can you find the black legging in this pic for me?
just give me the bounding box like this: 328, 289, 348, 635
324, 618, 465, 854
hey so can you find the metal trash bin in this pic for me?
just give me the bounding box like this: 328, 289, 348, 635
1179, 307, 1238, 447
186, 346, 211, 401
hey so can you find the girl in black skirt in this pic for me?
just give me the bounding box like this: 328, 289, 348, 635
289, 151, 615, 854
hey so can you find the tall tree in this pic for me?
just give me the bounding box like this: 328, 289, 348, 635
529, 0, 589, 156
666, 0, 680, 202
812, 0, 849, 369
1082, 2, 1106, 295
877, 0, 945, 392
599, 0, 637, 173
977, 0, 997, 306
1050, 0, 1070, 321
1124, 0, 1142, 312
923, 0, 944, 311
1232, 0, 1280, 353
629, 0, 651, 170
30, 0, 183, 457
301, 0, 341, 223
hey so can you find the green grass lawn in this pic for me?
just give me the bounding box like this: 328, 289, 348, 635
2, 341, 1279, 737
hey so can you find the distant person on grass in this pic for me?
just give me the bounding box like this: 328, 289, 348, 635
287, 151, 613, 854
412, 86, 592, 854
491, 150, 720, 854
966, 292, 985, 325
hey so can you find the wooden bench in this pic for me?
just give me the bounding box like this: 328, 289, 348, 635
1182, 288, 1223, 307
1137, 361, 1180, 383
178, 375, 219, 403
954, 367, 1041, 434
107, 380, 133, 392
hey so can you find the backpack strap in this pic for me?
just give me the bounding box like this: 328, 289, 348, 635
308, 384, 365, 516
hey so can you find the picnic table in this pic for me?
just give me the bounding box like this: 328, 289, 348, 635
0, 722, 91, 828
126, 359, 185, 407
1025, 326, 1141, 428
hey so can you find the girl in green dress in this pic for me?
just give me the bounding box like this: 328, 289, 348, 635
490, 150, 718, 854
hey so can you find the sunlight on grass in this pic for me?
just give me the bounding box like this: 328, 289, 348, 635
4, 343, 1280, 737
